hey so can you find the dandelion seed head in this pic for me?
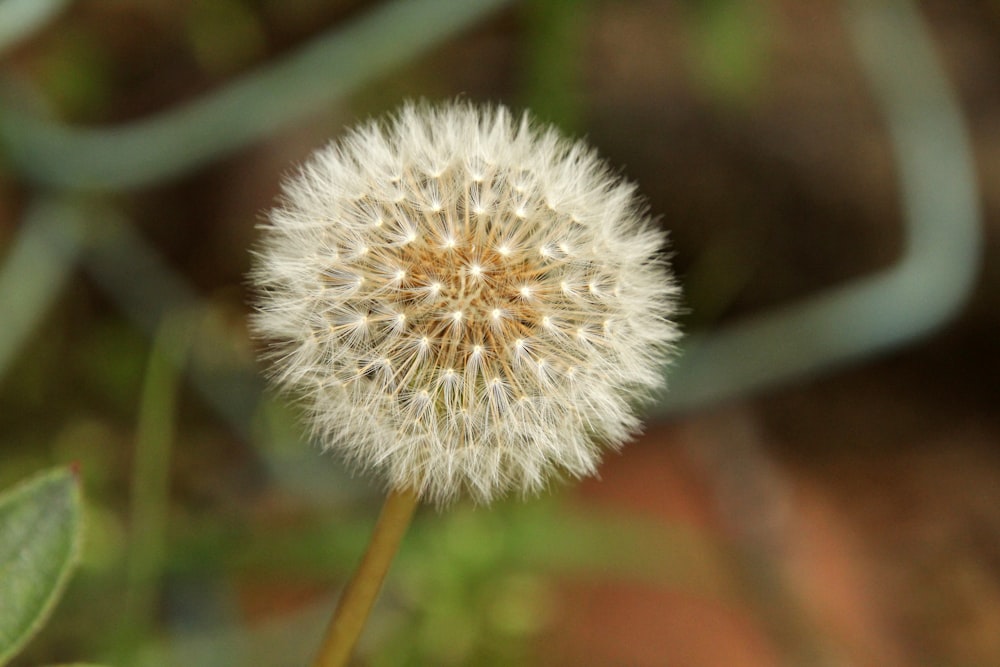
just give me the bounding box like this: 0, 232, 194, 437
250, 102, 681, 505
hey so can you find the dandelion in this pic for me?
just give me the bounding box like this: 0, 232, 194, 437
250, 101, 681, 666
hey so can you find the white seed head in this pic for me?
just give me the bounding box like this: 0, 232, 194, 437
250, 101, 681, 505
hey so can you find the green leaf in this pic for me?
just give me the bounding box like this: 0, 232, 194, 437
0, 466, 83, 665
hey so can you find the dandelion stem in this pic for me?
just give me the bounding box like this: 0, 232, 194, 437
312, 486, 420, 667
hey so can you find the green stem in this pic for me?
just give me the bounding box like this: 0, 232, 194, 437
115, 314, 191, 661
312, 486, 420, 667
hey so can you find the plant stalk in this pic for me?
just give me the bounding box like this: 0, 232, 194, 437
312, 486, 420, 667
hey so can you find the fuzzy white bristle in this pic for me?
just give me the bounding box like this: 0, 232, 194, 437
251, 101, 681, 505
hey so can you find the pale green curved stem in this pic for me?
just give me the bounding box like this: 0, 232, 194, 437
0, 197, 85, 381
655, 0, 981, 414
0, 0, 512, 190
0, 0, 72, 55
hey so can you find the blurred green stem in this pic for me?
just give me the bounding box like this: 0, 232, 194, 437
0, 0, 71, 55
313, 487, 419, 667
0, 197, 85, 382
114, 314, 193, 661
0, 0, 512, 190
655, 0, 981, 414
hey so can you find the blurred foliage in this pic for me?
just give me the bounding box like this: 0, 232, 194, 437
2, 5, 726, 663
0, 0, 987, 665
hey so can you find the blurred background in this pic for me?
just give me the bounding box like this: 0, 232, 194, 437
1, 0, 998, 665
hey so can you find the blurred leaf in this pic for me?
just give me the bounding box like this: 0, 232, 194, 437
0, 466, 83, 665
